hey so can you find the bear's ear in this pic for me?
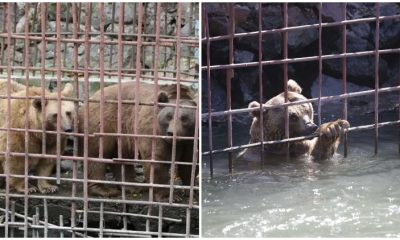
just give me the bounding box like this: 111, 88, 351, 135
287, 79, 302, 94
32, 98, 47, 112
61, 83, 74, 97
248, 101, 263, 118
157, 91, 169, 103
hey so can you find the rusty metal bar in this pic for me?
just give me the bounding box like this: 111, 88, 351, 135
75, 208, 182, 222
4, 3, 13, 237
44, 199, 48, 238
342, 3, 348, 157
23, 3, 31, 237
0, 32, 198, 46
116, 2, 128, 232
227, 3, 234, 174
283, 3, 290, 160
258, 3, 265, 166
203, 120, 400, 156
148, 3, 162, 223
70, 3, 79, 236
0, 193, 200, 208
204, 5, 214, 178
0, 3, 198, 237
55, 2, 62, 185
374, 3, 380, 155
201, 47, 400, 71
0, 69, 198, 82
169, 2, 183, 204
83, 2, 91, 236
0, 4, 6, 74
203, 85, 400, 118
316, 3, 323, 160
201, 13, 400, 42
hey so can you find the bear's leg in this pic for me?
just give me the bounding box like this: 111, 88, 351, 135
87, 137, 121, 197
145, 162, 175, 202
178, 146, 197, 186
88, 161, 121, 197
36, 158, 58, 193
111, 163, 142, 195
6, 157, 37, 193
311, 119, 350, 160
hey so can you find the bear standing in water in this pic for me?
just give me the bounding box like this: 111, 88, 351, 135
237, 79, 350, 161
78, 82, 197, 202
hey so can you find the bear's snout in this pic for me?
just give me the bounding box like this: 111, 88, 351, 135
305, 122, 318, 135
63, 126, 73, 133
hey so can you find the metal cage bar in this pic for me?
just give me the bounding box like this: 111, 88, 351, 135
202, 3, 400, 176
0, 3, 199, 237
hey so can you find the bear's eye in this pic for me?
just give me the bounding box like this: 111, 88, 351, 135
290, 115, 298, 121
181, 115, 188, 122
52, 113, 58, 119
167, 112, 173, 120
66, 111, 72, 118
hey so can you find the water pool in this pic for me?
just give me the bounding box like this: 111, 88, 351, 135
202, 111, 400, 237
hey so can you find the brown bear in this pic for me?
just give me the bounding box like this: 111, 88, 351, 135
78, 81, 197, 202
0, 79, 27, 124
0, 79, 26, 95
0, 83, 75, 193
237, 79, 350, 161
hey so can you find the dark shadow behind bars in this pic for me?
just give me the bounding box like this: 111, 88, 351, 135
202, 3, 400, 177
0, 3, 199, 237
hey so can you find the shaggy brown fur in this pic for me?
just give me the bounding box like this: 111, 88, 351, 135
0, 83, 75, 193
237, 79, 349, 161
78, 81, 197, 202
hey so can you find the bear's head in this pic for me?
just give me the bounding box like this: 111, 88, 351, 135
32, 83, 76, 132
249, 79, 317, 139
156, 90, 196, 143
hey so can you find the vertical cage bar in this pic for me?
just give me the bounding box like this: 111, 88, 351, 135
283, 3, 290, 160
23, 3, 30, 237
0, 4, 6, 74
341, 3, 348, 157
4, 3, 13, 237
169, 2, 183, 204
32, 4, 39, 77
258, 3, 265, 165
108, 3, 116, 70
149, 2, 162, 211
158, 206, 163, 237
82, 2, 91, 237
35, 207, 40, 237
99, 202, 104, 238
10, 201, 15, 237
59, 215, 64, 238
11, 3, 16, 75
204, 6, 214, 178
186, 207, 191, 238
70, 3, 79, 237
134, 2, 143, 187
227, 3, 234, 174
55, 2, 62, 185
40, 2, 47, 173
189, 98, 200, 208
374, 3, 380, 155
116, 2, 128, 231
44, 199, 48, 238
318, 4, 322, 127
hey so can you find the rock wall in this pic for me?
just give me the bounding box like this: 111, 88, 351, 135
0, 3, 199, 79
202, 3, 400, 122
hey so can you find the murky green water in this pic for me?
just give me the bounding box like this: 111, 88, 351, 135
202, 109, 400, 237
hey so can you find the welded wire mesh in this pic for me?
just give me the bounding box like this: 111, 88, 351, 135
0, 2, 199, 237
202, 3, 400, 177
